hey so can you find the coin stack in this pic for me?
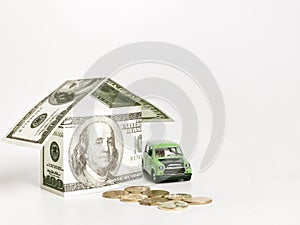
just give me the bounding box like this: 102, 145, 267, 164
102, 186, 212, 211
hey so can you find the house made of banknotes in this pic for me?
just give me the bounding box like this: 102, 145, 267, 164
3, 78, 172, 196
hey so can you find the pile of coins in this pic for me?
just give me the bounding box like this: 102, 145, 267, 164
102, 186, 212, 211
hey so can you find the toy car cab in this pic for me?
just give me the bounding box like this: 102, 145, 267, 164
142, 140, 192, 183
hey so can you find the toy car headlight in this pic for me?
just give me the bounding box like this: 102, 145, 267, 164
159, 165, 164, 170
185, 163, 190, 168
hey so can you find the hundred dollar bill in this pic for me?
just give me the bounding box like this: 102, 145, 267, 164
42, 112, 143, 195
91, 79, 173, 122
4, 78, 104, 148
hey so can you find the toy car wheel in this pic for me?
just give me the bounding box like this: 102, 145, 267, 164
183, 175, 191, 181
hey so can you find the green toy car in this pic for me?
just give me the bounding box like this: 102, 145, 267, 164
142, 140, 192, 183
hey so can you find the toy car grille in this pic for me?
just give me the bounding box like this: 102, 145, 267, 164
164, 168, 185, 175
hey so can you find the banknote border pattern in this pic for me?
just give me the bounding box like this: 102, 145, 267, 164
6, 79, 103, 144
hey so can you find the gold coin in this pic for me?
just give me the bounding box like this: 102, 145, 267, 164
165, 193, 192, 201
124, 186, 150, 194
139, 197, 169, 206
158, 201, 189, 211
184, 197, 213, 205
120, 194, 148, 202
102, 190, 129, 199
143, 190, 169, 198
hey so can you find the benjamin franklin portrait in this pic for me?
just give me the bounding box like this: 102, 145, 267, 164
69, 116, 123, 187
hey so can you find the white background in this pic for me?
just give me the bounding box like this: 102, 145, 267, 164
1, 0, 300, 225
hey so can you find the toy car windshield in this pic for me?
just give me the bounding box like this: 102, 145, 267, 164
154, 147, 183, 158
